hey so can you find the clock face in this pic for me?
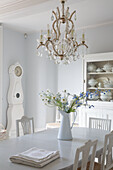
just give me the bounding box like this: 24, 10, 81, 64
15, 66, 22, 77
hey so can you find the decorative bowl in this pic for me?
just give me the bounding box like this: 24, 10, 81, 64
96, 68, 103, 72
100, 91, 112, 101
88, 94, 99, 100
88, 78, 98, 87
100, 95, 112, 101
88, 63, 96, 72
103, 63, 112, 72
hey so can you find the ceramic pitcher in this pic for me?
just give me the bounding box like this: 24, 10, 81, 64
57, 110, 77, 140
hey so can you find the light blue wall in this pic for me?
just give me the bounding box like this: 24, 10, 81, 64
25, 33, 58, 130
58, 24, 113, 95
3, 26, 26, 127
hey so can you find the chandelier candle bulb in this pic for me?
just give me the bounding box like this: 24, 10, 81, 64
40, 30, 43, 43
47, 24, 50, 29
82, 33, 85, 42
71, 29, 74, 38
47, 24, 50, 38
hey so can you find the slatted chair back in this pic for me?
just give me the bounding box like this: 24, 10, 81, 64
16, 116, 34, 137
101, 131, 113, 170
89, 117, 111, 131
73, 140, 98, 170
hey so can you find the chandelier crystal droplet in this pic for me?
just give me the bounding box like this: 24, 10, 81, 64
37, 0, 88, 65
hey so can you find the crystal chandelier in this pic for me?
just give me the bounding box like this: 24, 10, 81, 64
37, 0, 88, 65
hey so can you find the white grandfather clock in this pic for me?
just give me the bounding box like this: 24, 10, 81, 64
7, 63, 24, 137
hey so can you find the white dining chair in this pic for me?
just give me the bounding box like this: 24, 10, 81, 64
73, 139, 101, 170
16, 116, 34, 137
89, 117, 111, 131
101, 131, 113, 170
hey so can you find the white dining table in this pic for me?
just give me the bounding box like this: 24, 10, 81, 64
0, 127, 109, 170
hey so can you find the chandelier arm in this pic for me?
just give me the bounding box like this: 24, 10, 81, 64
69, 10, 76, 20
37, 43, 45, 49
66, 7, 69, 18
57, 20, 61, 39
46, 39, 58, 55
65, 19, 69, 38
52, 11, 59, 39
84, 43, 88, 48
56, 18, 61, 39
45, 40, 53, 54
52, 11, 60, 39
56, 7, 61, 39
48, 39, 59, 55
58, 21, 61, 39
65, 7, 69, 38
77, 42, 88, 48
68, 19, 74, 34
52, 11, 57, 20
52, 20, 58, 39
52, 19, 61, 39
57, 7, 60, 18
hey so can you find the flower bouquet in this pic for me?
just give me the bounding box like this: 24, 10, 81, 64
40, 89, 92, 114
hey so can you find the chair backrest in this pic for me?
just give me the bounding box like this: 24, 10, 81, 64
16, 116, 34, 137
89, 117, 111, 131
101, 131, 113, 170
73, 140, 98, 170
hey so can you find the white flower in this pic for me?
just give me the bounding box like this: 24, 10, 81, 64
52, 96, 56, 100
61, 98, 67, 104
46, 89, 50, 93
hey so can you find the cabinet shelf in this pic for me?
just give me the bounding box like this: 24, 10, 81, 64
88, 72, 113, 75
87, 87, 113, 90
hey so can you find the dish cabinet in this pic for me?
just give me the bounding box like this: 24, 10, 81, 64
83, 52, 113, 101
78, 52, 113, 129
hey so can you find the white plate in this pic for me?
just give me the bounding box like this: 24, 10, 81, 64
96, 77, 108, 88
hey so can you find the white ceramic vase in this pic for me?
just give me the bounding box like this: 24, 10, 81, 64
58, 110, 73, 140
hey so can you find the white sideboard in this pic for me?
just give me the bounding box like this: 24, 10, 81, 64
79, 101, 113, 130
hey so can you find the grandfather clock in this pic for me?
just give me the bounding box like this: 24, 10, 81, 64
7, 63, 24, 137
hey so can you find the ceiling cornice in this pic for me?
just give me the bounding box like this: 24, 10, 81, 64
0, 0, 51, 15
77, 21, 113, 31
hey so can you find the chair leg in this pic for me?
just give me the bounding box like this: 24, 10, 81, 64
98, 154, 102, 163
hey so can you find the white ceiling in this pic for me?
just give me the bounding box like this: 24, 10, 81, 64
0, 0, 113, 33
